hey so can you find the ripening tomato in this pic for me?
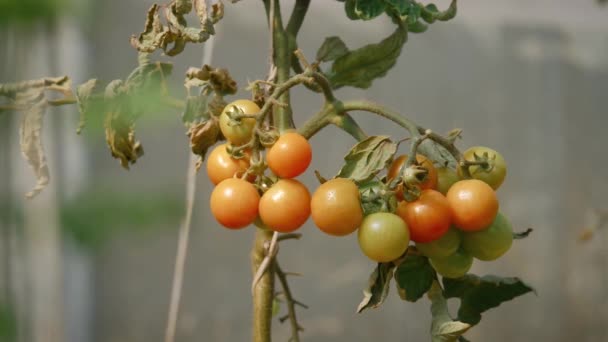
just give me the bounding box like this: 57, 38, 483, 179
219, 99, 260, 146
396, 189, 451, 243
266, 132, 312, 179
416, 227, 461, 258
436, 166, 460, 195
458, 146, 507, 190
259, 179, 311, 233
206, 144, 251, 185
447, 179, 498, 232
462, 212, 513, 261
357, 213, 410, 262
311, 178, 363, 236
210, 178, 260, 229
387, 154, 438, 200
429, 249, 473, 279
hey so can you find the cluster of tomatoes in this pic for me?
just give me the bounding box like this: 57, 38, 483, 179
207, 99, 512, 279
360, 148, 512, 279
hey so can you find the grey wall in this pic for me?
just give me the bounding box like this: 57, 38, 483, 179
2, 0, 608, 341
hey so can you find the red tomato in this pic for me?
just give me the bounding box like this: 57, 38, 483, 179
446, 179, 498, 232
396, 189, 451, 243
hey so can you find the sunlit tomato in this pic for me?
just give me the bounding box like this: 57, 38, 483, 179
387, 154, 438, 200
206, 144, 251, 185
266, 132, 312, 179
259, 179, 311, 233
311, 178, 363, 236
462, 212, 513, 261
429, 249, 473, 279
210, 178, 260, 229
219, 99, 260, 146
458, 146, 507, 190
436, 166, 460, 195
357, 213, 410, 262
396, 189, 451, 243
416, 227, 461, 258
446, 179, 498, 232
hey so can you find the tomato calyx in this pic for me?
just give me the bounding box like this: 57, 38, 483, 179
224, 104, 259, 126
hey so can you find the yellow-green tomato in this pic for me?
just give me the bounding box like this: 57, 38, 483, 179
357, 213, 410, 263
430, 249, 473, 279
436, 167, 460, 195
462, 212, 513, 261
416, 227, 461, 258
458, 146, 507, 190
219, 99, 260, 146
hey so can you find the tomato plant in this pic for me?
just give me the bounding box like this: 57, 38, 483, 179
0, 1, 536, 341
311, 178, 363, 236
462, 212, 513, 261
357, 212, 410, 263
458, 146, 507, 190
266, 132, 312, 179
206, 143, 251, 185
219, 99, 260, 146
447, 179, 499, 232
396, 189, 451, 243
416, 227, 461, 258
210, 178, 260, 229
259, 179, 311, 233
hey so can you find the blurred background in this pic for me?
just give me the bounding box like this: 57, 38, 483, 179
1, 0, 608, 341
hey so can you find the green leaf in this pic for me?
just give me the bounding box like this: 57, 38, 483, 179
443, 274, 535, 325
394, 253, 435, 302
357, 263, 396, 313
428, 281, 471, 342
336, 136, 397, 182
408, 20, 428, 33
513, 228, 533, 239
316, 36, 350, 62
344, 0, 386, 21
327, 26, 407, 89
384, 0, 414, 15
420, 0, 457, 23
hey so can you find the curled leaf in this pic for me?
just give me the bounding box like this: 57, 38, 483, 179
428, 281, 471, 342
357, 263, 395, 313
337, 135, 397, 182
75, 79, 101, 134
187, 118, 221, 171
316, 36, 349, 62
394, 253, 435, 302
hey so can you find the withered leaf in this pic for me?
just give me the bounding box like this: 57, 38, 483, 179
75, 79, 100, 134
17, 89, 50, 199
187, 119, 221, 171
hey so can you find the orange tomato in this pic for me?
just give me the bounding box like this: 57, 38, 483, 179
387, 154, 438, 200
210, 178, 260, 229
446, 179, 498, 232
259, 179, 311, 232
311, 178, 363, 236
266, 132, 312, 179
206, 144, 250, 185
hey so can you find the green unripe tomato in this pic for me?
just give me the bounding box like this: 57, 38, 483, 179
436, 167, 460, 195
357, 213, 410, 263
430, 249, 473, 279
462, 212, 513, 261
416, 227, 461, 258
219, 99, 260, 146
458, 146, 507, 190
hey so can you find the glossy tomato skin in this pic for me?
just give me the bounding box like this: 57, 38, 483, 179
462, 212, 513, 261
267, 132, 312, 179
429, 249, 473, 279
388, 154, 438, 200
458, 146, 507, 190
357, 213, 410, 262
259, 179, 311, 233
436, 167, 460, 195
219, 99, 260, 146
311, 178, 363, 236
210, 178, 260, 229
396, 189, 451, 243
206, 144, 250, 185
447, 179, 498, 232
416, 227, 461, 258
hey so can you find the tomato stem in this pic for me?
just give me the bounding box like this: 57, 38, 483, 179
252, 226, 275, 342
